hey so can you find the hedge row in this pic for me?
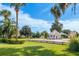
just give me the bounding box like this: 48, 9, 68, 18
0, 38, 25, 44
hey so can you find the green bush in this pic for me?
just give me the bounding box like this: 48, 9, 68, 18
0, 38, 7, 43
68, 37, 79, 51
0, 38, 25, 44
7, 40, 25, 44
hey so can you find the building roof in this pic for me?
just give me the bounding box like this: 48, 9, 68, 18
49, 30, 67, 36
49, 30, 60, 36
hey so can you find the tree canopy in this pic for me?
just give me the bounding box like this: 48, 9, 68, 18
20, 25, 31, 37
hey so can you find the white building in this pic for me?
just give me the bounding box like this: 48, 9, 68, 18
48, 30, 61, 40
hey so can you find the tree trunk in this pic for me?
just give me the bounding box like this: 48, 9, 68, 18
16, 10, 19, 41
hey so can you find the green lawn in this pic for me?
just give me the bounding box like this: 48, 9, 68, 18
0, 39, 79, 56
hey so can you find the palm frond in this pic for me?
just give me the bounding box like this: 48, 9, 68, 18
58, 3, 71, 14
10, 3, 26, 10
51, 5, 61, 19
0, 9, 11, 17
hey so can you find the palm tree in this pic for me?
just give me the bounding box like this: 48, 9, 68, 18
0, 10, 11, 38
58, 3, 70, 13
10, 3, 25, 40
0, 9, 11, 20
7, 19, 16, 38
50, 3, 77, 32
51, 5, 61, 20
51, 3, 70, 20
50, 3, 69, 32
58, 3, 76, 14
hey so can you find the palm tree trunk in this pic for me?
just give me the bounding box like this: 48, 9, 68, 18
16, 10, 18, 41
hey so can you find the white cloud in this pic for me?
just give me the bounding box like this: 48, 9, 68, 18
18, 13, 51, 32
0, 4, 51, 32
1, 4, 79, 33
60, 19, 79, 32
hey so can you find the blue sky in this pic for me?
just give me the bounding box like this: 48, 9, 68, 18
19, 3, 54, 21
1, 3, 79, 33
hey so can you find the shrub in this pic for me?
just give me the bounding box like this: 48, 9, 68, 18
0, 38, 25, 44
68, 37, 79, 51
0, 38, 8, 43
7, 40, 25, 44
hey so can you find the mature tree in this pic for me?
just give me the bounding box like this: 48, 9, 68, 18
35, 31, 41, 38
31, 32, 36, 38
0, 9, 16, 38
0, 10, 11, 38
20, 25, 31, 38
10, 3, 25, 40
62, 29, 71, 38
32, 32, 41, 38
7, 20, 16, 38
52, 3, 77, 32
50, 4, 63, 32
62, 29, 71, 34
0, 18, 16, 38
41, 31, 48, 38
50, 20, 63, 32
50, 3, 70, 32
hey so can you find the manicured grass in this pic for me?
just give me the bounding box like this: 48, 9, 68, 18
0, 39, 79, 56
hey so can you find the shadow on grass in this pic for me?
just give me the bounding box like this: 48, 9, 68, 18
0, 48, 22, 56
0, 45, 79, 56
22, 46, 56, 56
0, 46, 56, 56
23, 46, 72, 56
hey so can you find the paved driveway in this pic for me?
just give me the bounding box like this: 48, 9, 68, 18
27, 38, 70, 44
